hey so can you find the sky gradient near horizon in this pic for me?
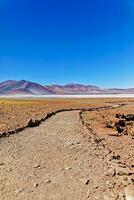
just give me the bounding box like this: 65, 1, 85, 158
0, 0, 134, 88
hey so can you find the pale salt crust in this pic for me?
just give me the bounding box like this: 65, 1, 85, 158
1, 94, 134, 99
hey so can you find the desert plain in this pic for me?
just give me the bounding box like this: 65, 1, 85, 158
0, 97, 134, 200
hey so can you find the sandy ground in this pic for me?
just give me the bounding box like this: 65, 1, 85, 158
0, 98, 113, 134
0, 110, 122, 200
0, 105, 134, 200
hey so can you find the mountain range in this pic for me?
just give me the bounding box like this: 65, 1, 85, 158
0, 80, 134, 95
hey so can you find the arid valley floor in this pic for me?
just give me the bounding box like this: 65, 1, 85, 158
0, 98, 134, 200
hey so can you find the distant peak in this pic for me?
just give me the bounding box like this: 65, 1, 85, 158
65, 83, 85, 87
2, 80, 17, 83
19, 80, 27, 83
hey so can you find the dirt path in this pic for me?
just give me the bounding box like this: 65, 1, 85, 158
0, 111, 124, 200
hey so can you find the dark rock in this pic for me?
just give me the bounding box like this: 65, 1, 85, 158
112, 155, 121, 160
116, 113, 125, 119
33, 183, 39, 188
116, 113, 122, 119
27, 119, 34, 127
125, 114, 134, 121
27, 119, 41, 127
79, 178, 90, 185
115, 120, 126, 127
116, 125, 124, 133
94, 138, 102, 143
0, 163, 4, 166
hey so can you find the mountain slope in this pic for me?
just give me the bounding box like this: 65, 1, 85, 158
46, 84, 104, 94
0, 80, 53, 95
1, 80, 134, 95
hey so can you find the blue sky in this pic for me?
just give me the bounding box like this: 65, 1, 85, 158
0, 0, 134, 87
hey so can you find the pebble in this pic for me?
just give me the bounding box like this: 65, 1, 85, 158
15, 188, 24, 194
106, 168, 116, 177
7, 168, 12, 172
45, 179, 51, 184
118, 171, 127, 176
33, 183, 39, 188
79, 178, 90, 185
67, 155, 72, 158
0, 163, 4, 166
33, 164, 41, 169
65, 167, 72, 171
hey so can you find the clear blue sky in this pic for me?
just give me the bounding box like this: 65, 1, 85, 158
0, 0, 134, 87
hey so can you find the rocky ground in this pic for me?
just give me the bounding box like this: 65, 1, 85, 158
0, 98, 113, 134
0, 100, 134, 199
82, 105, 134, 199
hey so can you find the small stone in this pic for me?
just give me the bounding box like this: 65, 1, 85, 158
112, 155, 121, 160
0, 163, 4, 166
117, 171, 127, 176
15, 188, 24, 194
117, 168, 131, 176
106, 168, 116, 177
7, 168, 12, 172
45, 179, 51, 184
33, 164, 41, 169
94, 183, 99, 189
80, 178, 90, 185
33, 183, 39, 188
131, 178, 134, 184
76, 141, 80, 144
65, 167, 72, 171
67, 155, 72, 158
127, 177, 133, 185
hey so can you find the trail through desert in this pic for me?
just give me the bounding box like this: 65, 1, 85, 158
0, 110, 133, 200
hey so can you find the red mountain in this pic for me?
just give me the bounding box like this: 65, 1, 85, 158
45, 84, 103, 94
1, 80, 134, 95
0, 80, 54, 95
